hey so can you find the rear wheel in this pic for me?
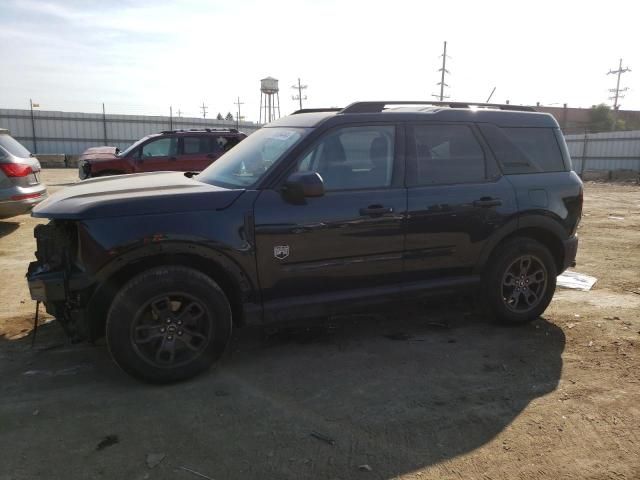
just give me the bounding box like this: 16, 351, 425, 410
483, 238, 557, 324
106, 266, 232, 383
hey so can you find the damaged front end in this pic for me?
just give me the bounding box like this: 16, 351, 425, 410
27, 221, 91, 341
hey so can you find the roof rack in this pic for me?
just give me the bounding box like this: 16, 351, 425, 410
341, 101, 536, 114
292, 108, 343, 115
160, 128, 240, 134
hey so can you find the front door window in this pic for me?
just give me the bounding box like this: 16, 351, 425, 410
141, 137, 177, 158
296, 125, 395, 190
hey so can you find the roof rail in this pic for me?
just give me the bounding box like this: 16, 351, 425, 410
159, 128, 240, 134
292, 108, 343, 115
341, 101, 536, 114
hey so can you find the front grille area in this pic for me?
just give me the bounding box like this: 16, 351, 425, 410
33, 221, 76, 271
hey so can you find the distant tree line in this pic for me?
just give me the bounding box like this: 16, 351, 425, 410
587, 104, 640, 133
215, 112, 236, 121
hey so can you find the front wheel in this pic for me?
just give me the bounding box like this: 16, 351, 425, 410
106, 266, 232, 383
482, 238, 557, 324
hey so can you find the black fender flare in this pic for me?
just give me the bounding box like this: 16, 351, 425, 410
474, 213, 568, 274
96, 242, 254, 292
85, 241, 258, 339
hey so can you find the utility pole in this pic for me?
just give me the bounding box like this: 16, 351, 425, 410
169, 105, 173, 130
291, 78, 308, 110
233, 96, 244, 130
200, 102, 208, 119
432, 41, 450, 101
177, 109, 182, 118
608, 58, 631, 130
608, 58, 631, 110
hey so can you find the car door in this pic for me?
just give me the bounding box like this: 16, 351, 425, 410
404, 123, 518, 283
253, 124, 407, 317
136, 137, 178, 172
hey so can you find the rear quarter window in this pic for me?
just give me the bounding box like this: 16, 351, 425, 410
479, 125, 565, 174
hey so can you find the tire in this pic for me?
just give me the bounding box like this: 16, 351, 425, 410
106, 266, 232, 383
482, 238, 557, 325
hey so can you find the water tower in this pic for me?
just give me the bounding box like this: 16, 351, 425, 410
259, 77, 280, 124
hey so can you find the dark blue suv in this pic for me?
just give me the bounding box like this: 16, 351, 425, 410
27, 101, 583, 383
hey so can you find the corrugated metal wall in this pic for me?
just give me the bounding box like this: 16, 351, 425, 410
0, 109, 261, 155
564, 130, 640, 172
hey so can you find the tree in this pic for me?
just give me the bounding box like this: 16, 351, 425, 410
587, 103, 626, 133
225, 112, 234, 121
587, 104, 613, 133
216, 113, 223, 120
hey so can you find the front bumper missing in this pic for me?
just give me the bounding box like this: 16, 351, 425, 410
27, 264, 66, 302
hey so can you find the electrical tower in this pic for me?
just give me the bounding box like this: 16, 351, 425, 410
291, 78, 308, 110
432, 41, 450, 101
234, 96, 244, 129
608, 58, 631, 110
200, 102, 208, 119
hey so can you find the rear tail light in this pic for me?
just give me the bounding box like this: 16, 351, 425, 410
0, 163, 33, 177
10, 192, 44, 201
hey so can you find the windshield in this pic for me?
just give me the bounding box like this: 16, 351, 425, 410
197, 127, 308, 188
118, 135, 154, 157
0, 134, 32, 158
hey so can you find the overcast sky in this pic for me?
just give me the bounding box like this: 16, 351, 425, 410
1, 0, 638, 121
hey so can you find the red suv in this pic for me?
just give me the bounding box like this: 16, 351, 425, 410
78, 128, 246, 179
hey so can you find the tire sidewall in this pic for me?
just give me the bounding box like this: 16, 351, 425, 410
106, 266, 232, 383
484, 238, 557, 324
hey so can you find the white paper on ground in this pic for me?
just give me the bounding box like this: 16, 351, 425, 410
557, 270, 598, 291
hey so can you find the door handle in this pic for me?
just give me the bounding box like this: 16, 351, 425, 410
169, 156, 177, 161
473, 197, 502, 208
360, 205, 393, 216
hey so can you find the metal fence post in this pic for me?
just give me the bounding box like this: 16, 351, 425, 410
29, 99, 38, 154
102, 103, 108, 145
580, 130, 589, 176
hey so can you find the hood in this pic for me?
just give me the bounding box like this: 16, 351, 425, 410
32, 171, 244, 220
79, 146, 119, 162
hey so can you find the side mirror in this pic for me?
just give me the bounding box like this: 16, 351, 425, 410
282, 171, 324, 204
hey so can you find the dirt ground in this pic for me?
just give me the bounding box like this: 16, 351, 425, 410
0, 169, 638, 480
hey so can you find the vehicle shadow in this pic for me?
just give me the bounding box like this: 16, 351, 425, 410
0, 301, 565, 480
0, 221, 20, 238
216, 304, 565, 478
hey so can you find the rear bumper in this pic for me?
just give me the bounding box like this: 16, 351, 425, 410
562, 234, 579, 272
0, 190, 47, 219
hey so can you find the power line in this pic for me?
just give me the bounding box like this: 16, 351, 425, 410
432, 41, 450, 101
607, 58, 631, 110
200, 101, 208, 119
291, 78, 308, 110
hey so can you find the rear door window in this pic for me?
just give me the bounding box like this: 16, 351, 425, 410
182, 136, 210, 155
408, 124, 486, 186
479, 125, 565, 174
